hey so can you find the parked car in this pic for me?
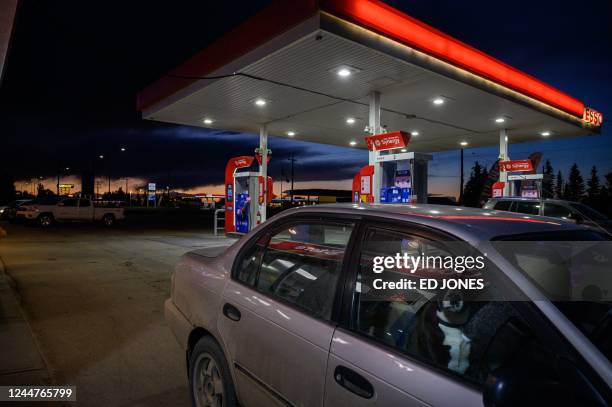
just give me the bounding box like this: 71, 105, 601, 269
165, 203, 611, 407
0, 199, 32, 221
16, 197, 124, 227
484, 197, 612, 235
427, 196, 459, 206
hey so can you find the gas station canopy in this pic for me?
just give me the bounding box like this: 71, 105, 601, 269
137, 0, 602, 151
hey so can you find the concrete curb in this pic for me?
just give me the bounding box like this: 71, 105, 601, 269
0, 253, 52, 385
0, 255, 18, 294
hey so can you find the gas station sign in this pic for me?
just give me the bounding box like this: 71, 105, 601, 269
499, 159, 534, 172
365, 131, 410, 151
583, 107, 603, 127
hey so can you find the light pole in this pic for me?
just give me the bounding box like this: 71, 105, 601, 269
288, 154, 297, 204
97, 155, 104, 199
97, 147, 126, 200
459, 148, 464, 204
125, 177, 129, 206
121, 147, 127, 203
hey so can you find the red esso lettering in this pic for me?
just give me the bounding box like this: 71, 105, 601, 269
584, 108, 603, 126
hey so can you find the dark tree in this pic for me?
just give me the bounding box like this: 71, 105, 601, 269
563, 183, 571, 200
605, 172, 612, 190
554, 170, 564, 199
586, 166, 600, 200
37, 183, 56, 197
594, 171, 612, 217
542, 160, 554, 198
0, 172, 16, 204
566, 163, 585, 201
462, 161, 488, 207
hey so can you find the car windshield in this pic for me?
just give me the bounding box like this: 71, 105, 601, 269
569, 203, 609, 222
492, 230, 612, 362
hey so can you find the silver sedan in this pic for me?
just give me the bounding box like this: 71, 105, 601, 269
165, 204, 611, 407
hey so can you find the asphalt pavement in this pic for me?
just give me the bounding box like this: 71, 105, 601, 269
0, 221, 235, 406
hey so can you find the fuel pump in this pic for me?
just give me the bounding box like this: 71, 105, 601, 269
498, 158, 544, 198
224, 155, 273, 234
352, 165, 374, 203
355, 131, 432, 204
234, 172, 260, 233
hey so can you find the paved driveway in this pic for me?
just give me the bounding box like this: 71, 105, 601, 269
0, 222, 234, 406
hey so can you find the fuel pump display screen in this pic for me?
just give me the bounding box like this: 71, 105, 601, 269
395, 170, 411, 188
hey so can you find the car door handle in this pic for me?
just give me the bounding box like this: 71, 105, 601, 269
222, 303, 241, 321
334, 366, 374, 399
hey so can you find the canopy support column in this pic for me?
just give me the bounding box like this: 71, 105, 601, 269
259, 124, 268, 222
499, 128, 510, 196
369, 91, 382, 203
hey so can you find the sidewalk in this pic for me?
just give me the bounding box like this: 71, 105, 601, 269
0, 250, 50, 385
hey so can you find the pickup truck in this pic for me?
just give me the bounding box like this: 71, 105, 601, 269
17, 197, 125, 227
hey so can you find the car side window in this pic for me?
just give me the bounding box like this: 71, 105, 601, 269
493, 200, 512, 211
79, 199, 91, 207
236, 234, 268, 286
543, 203, 571, 218
352, 226, 524, 384
61, 198, 77, 207
236, 221, 354, 320
514, 201, 539, 215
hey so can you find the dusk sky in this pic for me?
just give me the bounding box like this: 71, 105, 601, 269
2, 0, 611, 197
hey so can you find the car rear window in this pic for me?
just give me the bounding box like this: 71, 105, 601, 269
543, 203, 571, 218
491, 230, 611, 362
514, 201, 539, 215
493, 200, 513, 211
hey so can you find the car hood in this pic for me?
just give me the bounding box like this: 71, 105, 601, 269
189, 244, 233, 258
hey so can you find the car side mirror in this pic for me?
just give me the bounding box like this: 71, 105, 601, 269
483, 366, 563, 407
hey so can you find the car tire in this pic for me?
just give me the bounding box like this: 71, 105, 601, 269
189, 336, 237, 407
102, 214, 115, 227
38, 213, 54, 228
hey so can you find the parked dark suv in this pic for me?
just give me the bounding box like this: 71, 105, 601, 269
484, 197, 612, 235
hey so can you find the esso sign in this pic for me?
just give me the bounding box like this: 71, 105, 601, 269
583, 107, 603, 127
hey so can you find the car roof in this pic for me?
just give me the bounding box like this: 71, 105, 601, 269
489, 197, 578, 204
281, 203, 586, 242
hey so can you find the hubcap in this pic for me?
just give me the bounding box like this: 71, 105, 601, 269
193, 352, 224, 407
41, 216, 50, 226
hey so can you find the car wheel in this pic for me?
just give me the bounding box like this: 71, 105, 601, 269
102, 214, 115, 227
189, 336, 237, 407
38, 214, 53, 227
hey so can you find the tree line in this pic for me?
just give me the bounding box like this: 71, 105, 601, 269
462, 160, 612, 217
